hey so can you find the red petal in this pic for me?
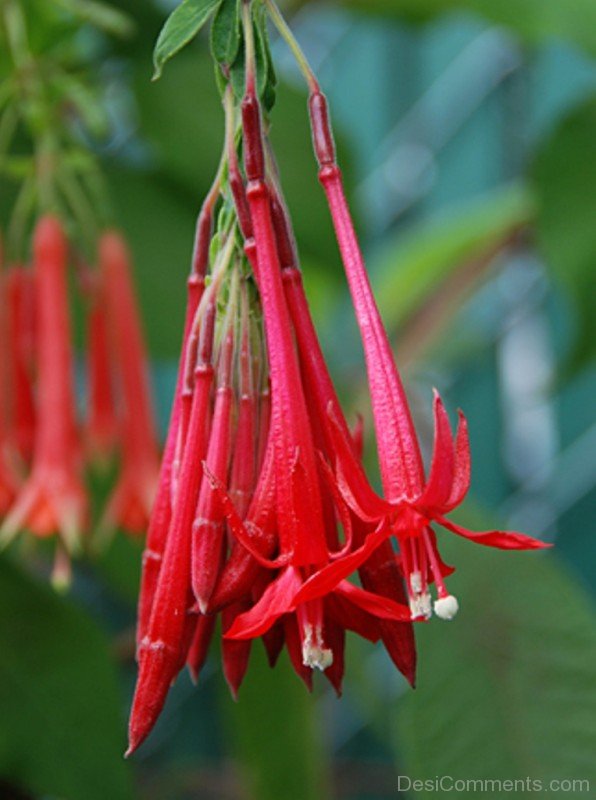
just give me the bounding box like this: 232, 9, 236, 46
326, 405, 393, 522
444, 410, 471, 511
261, 620, 285, 667
283, 615, 313, 691
327, 592, 381, 643
203, 461, 290, 569
351, 413, 364, 461
186, 614, 217, 684
418, 391, 454, 513
317, 453, 353, 558
334, 581, 411, 621
222, 602, 253, 700
294, 522, 392, 605
437, 515, 552, 550
224, 567, 302, 640
322, 615, 345, 697
425, 526, 455, 579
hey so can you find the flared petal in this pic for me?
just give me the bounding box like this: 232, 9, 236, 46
417, 391, 454, 513
326, 405, 393, 522
203, 462, 291, 569
443, 410, 471, 511
327, 591, 382, 643
334, 581, 411, 621
437, 515, 552, 550
294, 522, 392, 605
224, 567, 302, 640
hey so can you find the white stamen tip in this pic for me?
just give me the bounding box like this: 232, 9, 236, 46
410, 571, 422, 594
409, 592, 432, 620
434, 595, 459, 620
302, 643, 334, 671
301, 624, 334, 671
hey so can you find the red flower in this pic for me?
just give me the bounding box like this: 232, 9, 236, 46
3, 265, 36, 464
298, 90, 551, 619
0, 216, 86, 572
135, 186, 217, 650
211, 84, 411, 669
98, 232, 160, 537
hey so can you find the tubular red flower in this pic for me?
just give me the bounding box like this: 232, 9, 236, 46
0, 266, 20, 514
0, 216, 86, 557
4, 266, 36, 463
99, 232, 160, 537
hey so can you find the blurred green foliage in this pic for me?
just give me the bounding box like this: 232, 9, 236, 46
0, 556, 133, 800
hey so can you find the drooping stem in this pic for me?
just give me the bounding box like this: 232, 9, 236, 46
264, 0, 319, 93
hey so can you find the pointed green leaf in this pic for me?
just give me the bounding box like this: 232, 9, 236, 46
153, 0, 223, 80
0, 556, 134, 800
210, 0, 241, 67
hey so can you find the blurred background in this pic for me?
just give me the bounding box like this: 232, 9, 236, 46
0, 1, 595, 798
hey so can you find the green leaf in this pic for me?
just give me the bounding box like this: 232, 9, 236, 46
152, 0, 223, 80
533, 96, 596, 373
393, 528, 596, 798
228, 7, 275, 106
374, 183, 535, 332
52, 0, 134, 38
0, 556, 134, 800
210, 0, 241, 67
220, 646, 333, 800
337, 0, 596, 58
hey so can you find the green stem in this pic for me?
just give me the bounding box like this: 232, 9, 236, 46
264, 0, 318, 92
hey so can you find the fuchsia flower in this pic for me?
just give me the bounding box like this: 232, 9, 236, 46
0, 216, 158, 579
126, 1, 549, 755
0, 216, 87, 567
4, 265, 36, 464
294, 89, 550, 620
0, 253, 21, 514
99, 232, 160, 536
214, 84, 412, 660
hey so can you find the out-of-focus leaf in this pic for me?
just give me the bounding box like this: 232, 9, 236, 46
210, 0, 241, 67
393, 525, 596, 798
103, 164, 198, 358
533, 97, 596, 373
0, 556, 134, 800
336, 0, 596, 58
221, 646, 333, 800
133, 50, 225, 196
96, 533, 143, 606
52, 0, 134, 37
152, 0, 223, 80
374, 183, 534, 332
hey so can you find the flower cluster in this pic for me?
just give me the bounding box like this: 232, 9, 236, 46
127, 1, 548, 755
0, 217, 159, 584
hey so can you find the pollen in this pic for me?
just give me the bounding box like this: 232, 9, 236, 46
434, 595, 459, 620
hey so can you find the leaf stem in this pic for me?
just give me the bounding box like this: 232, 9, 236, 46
263, 0, 319, 93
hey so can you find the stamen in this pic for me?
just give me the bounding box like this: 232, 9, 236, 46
301, 624, 334, 671
422, 527, 449, 598
298, 600, 333, 671
434, 595, 459, 620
